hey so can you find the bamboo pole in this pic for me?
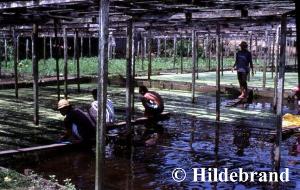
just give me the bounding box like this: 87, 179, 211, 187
89, 35, 92, 57
4, 38, 7, 67
95, 0, 109, 189
216, 24, 221, 122
157, 38, 161, 57
248, 32, 253, 81
131, 29, 136, 115
32, 24, 39, 126
16, 35, 19, 64
81, 36, 84, 57
192, 30, 196, 103
263, 31, 268, 89
147, 30, 152, 80
164, 37, 167, 58
54, 20, 60, 101
274, 14, 286, 177
208, 33, 211, 71
271, 34, 276, 79
126, 20, 133, 129
74, 30, 80, 92
221, 35, 224, 76
26, 38, 29, 59
142, 36, 146, 71
180, 34, 183, 74
43, 36, 46, 64
63, 27, 68, 99
50, 37, 53, 59
273, 26, 280, 108
13, 29, 18, 99
196, 34, 199, 79
173, 35, 177, 69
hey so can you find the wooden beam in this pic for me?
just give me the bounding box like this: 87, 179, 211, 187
54, 20, 60, 101
173, 35, 177, 69
4, 38, 7, 67
13, 29, 18, 99
192, 30, 196, 103
148, 30, 152, 80
142, 36, 146, 70
216, 24, 221, 122
63, 27, 68, 99
263, 31, 268, 89
126, 20, 133, 129
95, 0, 109, 189
32, 23, 39, 126
273, 26, 280, 108
180, 33, 183, 74
74, 30, 80, 92
274, 14, 286, 176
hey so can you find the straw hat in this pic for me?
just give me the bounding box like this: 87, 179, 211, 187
57, 99, 70, 110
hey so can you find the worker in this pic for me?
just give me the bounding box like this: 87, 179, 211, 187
88, 89, 115, 124
139, 86, 164, 117
57, 99, 96, 145
232, 41, 254, 99
288, 86, 300, 103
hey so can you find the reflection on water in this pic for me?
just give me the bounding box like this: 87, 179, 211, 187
4, 97, 300, 189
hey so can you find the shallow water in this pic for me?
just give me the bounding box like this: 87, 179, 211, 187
10, 100, 300, 190
2, 87, 300, 190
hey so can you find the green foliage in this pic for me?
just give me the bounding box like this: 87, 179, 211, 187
0, 167, 31, 189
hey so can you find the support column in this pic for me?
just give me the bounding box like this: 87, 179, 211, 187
296, 0, 300, 86
192, 30, 196, 103
81, 36, 84, 57
216, 24, 221, 122
164, 37, 167, 58
157, 38, 161, 57
271, 34, 276, 79
43, 36, 46, 64
147, 30, 152, 80
180, 34, 183, 74
196, 34, 199, 79
89, 35, 92, 57
263, 31, 268, 89
221, 35, 224, 76
54, 20, 60, 101
273, 26, 280, 108
50, 37, 53, 59
142, 36, 146, 70
13, 29, 18, 99
126, 20, 133, 129
173, 35, 177, 69
63, 27, 68, 99
95, 0, 109, 189
208, 33, 211, 71
74, 30, 80, 92
26, 38, 29, 59
32, 24, 39, 126
137, 41, 140, 62
274, 14, 287, 177
248, 32, 253, 81
16, 35, 19, 64
4, 38, 7, 67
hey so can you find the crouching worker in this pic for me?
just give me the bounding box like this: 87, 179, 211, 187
139, 86, 164, 117
57, 99, 96, 145
89, 89, 115, 124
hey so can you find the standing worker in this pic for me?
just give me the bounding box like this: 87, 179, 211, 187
232, 41, 254, 99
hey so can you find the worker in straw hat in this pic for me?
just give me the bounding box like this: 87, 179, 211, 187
57, 99, 96, 145
232, 41, 254, 99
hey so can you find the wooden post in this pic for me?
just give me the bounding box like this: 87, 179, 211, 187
89, 35, 92, 57
263, 31, 268, 89
196, 34, 199, 79
13, 29, 18, 99
274, 14, 287, 175
148, 30, 152, 80
192, 30, 196, 103
126, 20, 133, 129
255, 36, 258, 66
221, 35, 224, 76
273, 26, 280, 108
26, 38, 29, 59
164, 37, 167, 58
16, 35, 19, 64
208, 33, 211, 71
157, 38, 161, 57
54, 20, 60, 101
296, 0, 300, 86
95, 0, 109, 189
248, 32, 253, 81
4, 38, 7, 67
216, 24, 221, 122
137, 41, 140, 62
74, 30, 80, 92
173, 35, 177, 69
32, 24, 39, 126
271, 34, 276, 79
131, 30, 136, 116
180, 34, 183, 74
63, 27, 68, 99
81, 36, 84, 57
43, 36, 46, 64
142, 36, 146, 71
50, 37, 53, 59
